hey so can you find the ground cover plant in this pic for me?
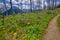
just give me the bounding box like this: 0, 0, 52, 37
57, 16, 60, 28
0, 8, 60, 40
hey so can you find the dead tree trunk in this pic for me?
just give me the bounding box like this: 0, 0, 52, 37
10, 0, 13, 14
30, 0, 32, 12
3, 0, 7, 15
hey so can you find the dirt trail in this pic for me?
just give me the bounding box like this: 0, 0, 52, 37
43, 14, 60, 40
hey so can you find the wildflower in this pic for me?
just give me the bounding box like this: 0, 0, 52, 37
16, 28, 19, 30
6, 24, 11, 27
27, 22, 30, 25
13, 32, 17, 36
28, 30, 30, 33
22, 33, 25, 37
23, 29, 26, 33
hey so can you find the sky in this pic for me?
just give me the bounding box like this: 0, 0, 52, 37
0, 0, 60, 6
0, 0, 60, 5
0, 0, 60, 11
57, 0, 60, 2
0, 0, 46, 8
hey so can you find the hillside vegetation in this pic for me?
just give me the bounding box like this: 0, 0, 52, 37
0, 8, 60, 40
57, 16, 60, 28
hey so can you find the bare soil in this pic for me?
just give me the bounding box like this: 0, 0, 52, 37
43, 15, 60, 40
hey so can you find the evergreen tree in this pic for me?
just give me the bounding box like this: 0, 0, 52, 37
57, 4, 60, 8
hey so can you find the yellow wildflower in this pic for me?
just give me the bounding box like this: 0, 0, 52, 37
16, 28, 19, 30
13, 32, 17, 36
28, 30, 30, 33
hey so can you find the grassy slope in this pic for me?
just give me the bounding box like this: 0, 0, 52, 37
57, 16, 60, 28
0, 8, 60, 40
57, 8, 60, 29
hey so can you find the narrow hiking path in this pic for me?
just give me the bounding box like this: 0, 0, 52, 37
43, 14, 60, 40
